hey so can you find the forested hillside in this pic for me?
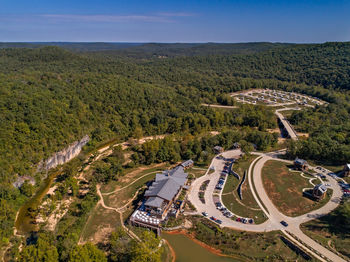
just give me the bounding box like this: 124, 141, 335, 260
1, 42, 350, 260
1, 43, 350, 180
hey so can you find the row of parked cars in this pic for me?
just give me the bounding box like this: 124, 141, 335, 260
202, 211, 223, 225
216, 161, 233, 190
215, 175, 226, 190
215, 202, 234, 218
338, 180, 350, 197
236, 217, 254, 224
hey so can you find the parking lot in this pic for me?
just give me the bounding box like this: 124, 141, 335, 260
187, 149, 276, 231
231, 89, 326, 108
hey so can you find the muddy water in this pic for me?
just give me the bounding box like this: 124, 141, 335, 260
15, 171, 58, 234
162, 233, 237, 262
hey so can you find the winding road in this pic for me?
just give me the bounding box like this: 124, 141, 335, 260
188, 149, 346, 261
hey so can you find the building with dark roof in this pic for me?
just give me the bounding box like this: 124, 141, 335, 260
130, 164, 189, 234
180, 159, 194, 169
143, 165, 188, 218
312, 184, 327, 200
294, 158, 308, 171
213, 146, 224, 154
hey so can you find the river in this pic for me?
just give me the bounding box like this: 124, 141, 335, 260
162, 233, 237, 262
15, 171, 58, 234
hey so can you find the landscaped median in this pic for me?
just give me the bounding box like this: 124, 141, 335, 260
221, 154, 267, 224
261, 160, 332, 217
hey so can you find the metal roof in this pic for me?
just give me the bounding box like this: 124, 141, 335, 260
314, 184, 327, 194
181, 159, 194, 167
144, 196, 164, 208
294, 158, 307, 165
144, 166, 188, 201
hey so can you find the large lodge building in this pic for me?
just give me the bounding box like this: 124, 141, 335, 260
129, 160, 192, 234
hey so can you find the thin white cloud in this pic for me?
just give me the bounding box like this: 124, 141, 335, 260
39, 13, 195, 23
158, 12, 196, 17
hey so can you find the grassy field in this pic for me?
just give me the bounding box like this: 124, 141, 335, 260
222, 174, 239, 194
301, 206, 350, 259
230, 155, 260, 209
187, 166, 207, 178
104, 172, 156, 208
189, 216, 311, 261
79, 203, 121, 244
221, 193, 266, 224
232, 154, 258, 177
222, 155, 266, 223
262, 160, 331, 217
80, 166, 155, 244
100, 163, 167, 193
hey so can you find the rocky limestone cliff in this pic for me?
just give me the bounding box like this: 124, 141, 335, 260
39, 135, 90, 171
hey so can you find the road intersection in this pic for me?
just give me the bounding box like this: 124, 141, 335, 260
188, 149, 346, 262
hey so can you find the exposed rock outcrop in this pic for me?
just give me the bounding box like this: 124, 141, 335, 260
13, 176, 36, 188
39, 135, 90, 171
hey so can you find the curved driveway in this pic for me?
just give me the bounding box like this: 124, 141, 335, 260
188, 149, 277, 232
188, 149, 346, 262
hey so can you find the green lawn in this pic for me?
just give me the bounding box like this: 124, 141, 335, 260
262, 160, 332, 217
104, 172, 156, 208
221, 193, 267, 224
187, 166, 207, 178
232, 154, 258, 176
222, 174, 239, 194
301, 204, 350, 260
189, 216, 309, 261
222, 155, 266, 223
79, 203, 121, 244
100, 164, 166, 193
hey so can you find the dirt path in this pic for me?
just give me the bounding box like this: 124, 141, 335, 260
79, 185, 141, 244
201, 103, 237, 109
102, 163, 164, 195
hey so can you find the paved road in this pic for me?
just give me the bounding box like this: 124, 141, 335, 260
275, 108, 300, 140
251, 154, 345, 262
201, 103, 238, 109
188, 149, 346, 261
188, 149, 277, 232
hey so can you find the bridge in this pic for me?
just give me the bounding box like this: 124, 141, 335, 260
275, 108, 300, 140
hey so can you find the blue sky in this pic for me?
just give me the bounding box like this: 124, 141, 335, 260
1, 0, 349, 42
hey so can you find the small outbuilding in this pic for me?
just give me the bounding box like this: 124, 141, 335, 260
312, 184, 327, 200
294, 158, 308, 171
343, 164, 350, 177
213, 146, 224, 154
180, 159, 194, 169
233, 142, 241, 149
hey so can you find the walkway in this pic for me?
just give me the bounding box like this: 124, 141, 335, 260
188, 149, 346, 261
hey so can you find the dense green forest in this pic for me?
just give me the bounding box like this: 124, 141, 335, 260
1, 42, 350, 261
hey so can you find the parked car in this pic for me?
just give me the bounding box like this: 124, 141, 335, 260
248, 219, 254, 224
202, 212, 208, 217
225, 212, 233, 218
215, 202, 222, 207
216, 219, 222, 224
236, 217, 241, 222
280, 221, 288, 227
210, 216, 217, 221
